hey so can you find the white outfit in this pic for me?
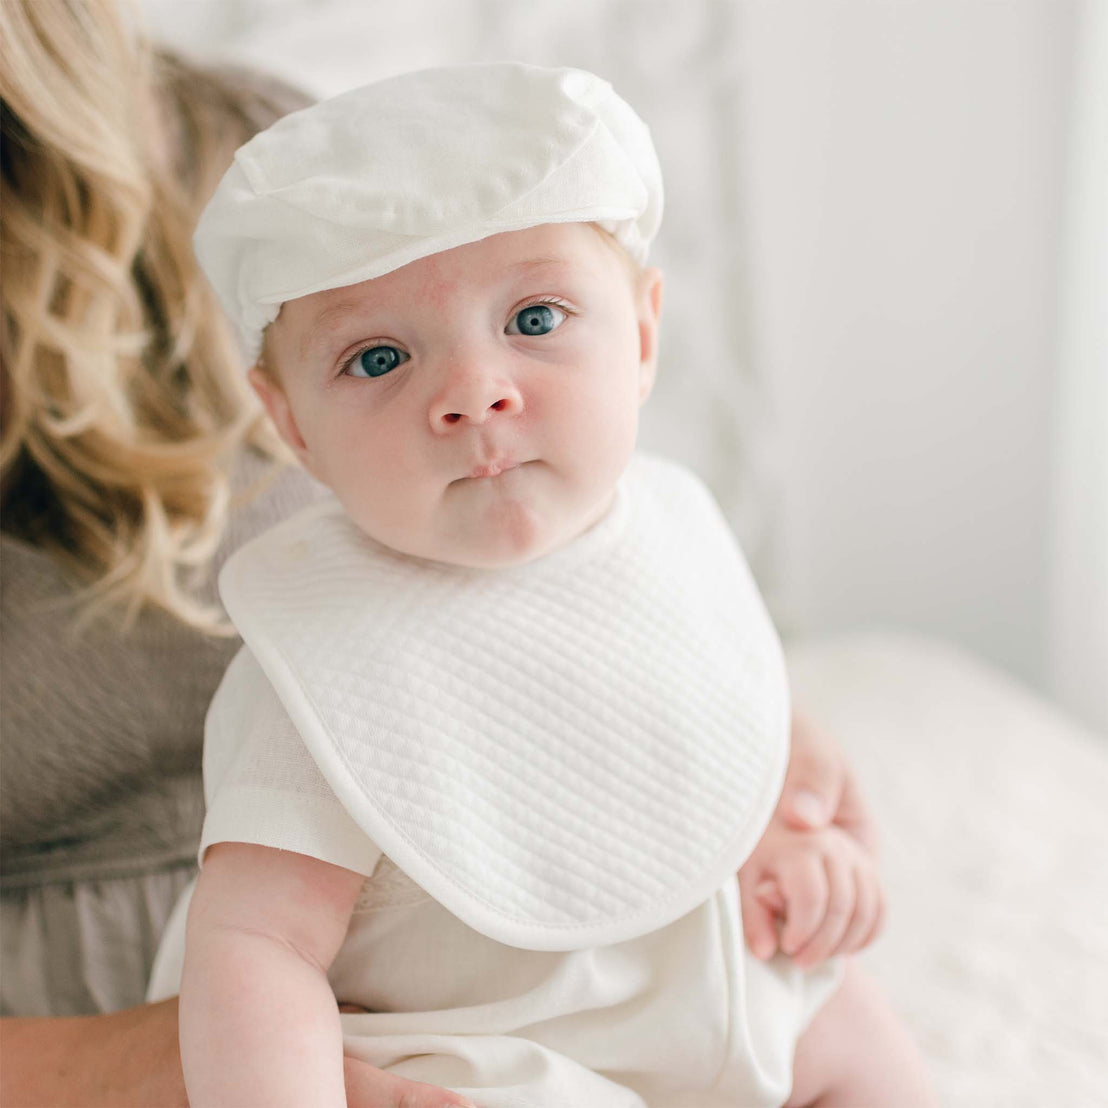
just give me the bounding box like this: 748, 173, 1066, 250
149, 452, 840, 1107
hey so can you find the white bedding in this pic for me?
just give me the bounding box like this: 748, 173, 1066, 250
785, 631, 1108, 1105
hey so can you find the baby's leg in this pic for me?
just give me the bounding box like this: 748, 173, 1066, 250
785, 960, 939, 1108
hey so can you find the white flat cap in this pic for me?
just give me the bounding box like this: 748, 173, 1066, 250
193, 62, 664, 360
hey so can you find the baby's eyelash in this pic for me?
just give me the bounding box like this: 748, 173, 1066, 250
339, 346, 365, 375
519, 295, 574, 314
337, 341, 402, 378
335, 297, 576, 375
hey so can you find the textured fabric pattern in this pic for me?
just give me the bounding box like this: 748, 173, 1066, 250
214, 451, 790, 949
0, 451, 325, 1015
0, 450, 324, 882
199, 647, 385, 879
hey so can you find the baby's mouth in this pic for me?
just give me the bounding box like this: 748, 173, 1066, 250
468, 460, 521, 479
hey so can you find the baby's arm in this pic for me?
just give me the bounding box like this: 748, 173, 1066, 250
179, 842, 362, 1107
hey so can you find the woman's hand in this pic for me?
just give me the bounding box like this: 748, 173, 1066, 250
339, 1003, 479, 1108
344, 1056, 478, 1108
737, 710, 884, 965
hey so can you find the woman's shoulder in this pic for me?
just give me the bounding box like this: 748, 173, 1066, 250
212, 448, 329, 574
0, 447, 325, 597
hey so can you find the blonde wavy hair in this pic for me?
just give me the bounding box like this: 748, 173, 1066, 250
0, 0, 308, 633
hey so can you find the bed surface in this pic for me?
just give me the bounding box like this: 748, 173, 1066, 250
785, 631, 1107, 1104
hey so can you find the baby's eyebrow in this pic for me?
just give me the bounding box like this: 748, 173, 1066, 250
509, 256, 571, 275
299, 258, 572, 357
301, 300, 372, 359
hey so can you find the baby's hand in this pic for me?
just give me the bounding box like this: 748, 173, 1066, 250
737, 821, 884, 968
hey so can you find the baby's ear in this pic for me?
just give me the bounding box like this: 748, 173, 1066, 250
636, 267, 664, 403
247, 365, 311, 465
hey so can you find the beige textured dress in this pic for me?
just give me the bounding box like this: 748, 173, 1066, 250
0, 451, 323, 1016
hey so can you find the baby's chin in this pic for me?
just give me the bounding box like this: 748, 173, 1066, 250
344, 483, 618, 570
432, 492, 618, 570
377, 509, 579, 571
435, 503, 565, 570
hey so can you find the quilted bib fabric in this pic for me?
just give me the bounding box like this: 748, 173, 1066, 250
218, 452, 789, 950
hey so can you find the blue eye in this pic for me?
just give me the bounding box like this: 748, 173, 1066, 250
508, 303, 566, 337
348, 345, 408, 378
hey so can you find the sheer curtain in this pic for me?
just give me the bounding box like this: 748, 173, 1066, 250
1048, 0, 1108, 735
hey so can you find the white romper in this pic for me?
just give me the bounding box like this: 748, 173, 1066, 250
148, 451, 841, 1107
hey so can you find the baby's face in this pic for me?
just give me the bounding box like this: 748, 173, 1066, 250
253, 223, 663, 568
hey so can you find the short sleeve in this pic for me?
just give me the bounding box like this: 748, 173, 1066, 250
200, 647, 382, 876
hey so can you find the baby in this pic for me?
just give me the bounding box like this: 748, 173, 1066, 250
167, 64, 935, 1107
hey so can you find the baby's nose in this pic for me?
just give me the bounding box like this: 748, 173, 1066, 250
429, 367, 523, 429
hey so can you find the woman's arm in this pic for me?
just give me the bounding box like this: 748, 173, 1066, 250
179, 843, 362, 1107
1, 973, 477, 1108
0, 1001, 187, 1108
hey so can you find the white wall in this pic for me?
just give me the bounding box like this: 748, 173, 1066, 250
1047, 0, 1108, 733
738, 0, 1079, 695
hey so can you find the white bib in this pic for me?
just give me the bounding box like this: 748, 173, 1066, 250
218, 452, 789, 951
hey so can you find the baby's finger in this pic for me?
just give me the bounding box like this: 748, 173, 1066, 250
792, 854, 854, 968
777, 852, 828, 958
754, 878, 786, 915
740, 877, 781, 960
836, 865, 879, 955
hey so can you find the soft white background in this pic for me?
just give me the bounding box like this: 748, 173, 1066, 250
143, 0, 1106, 736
